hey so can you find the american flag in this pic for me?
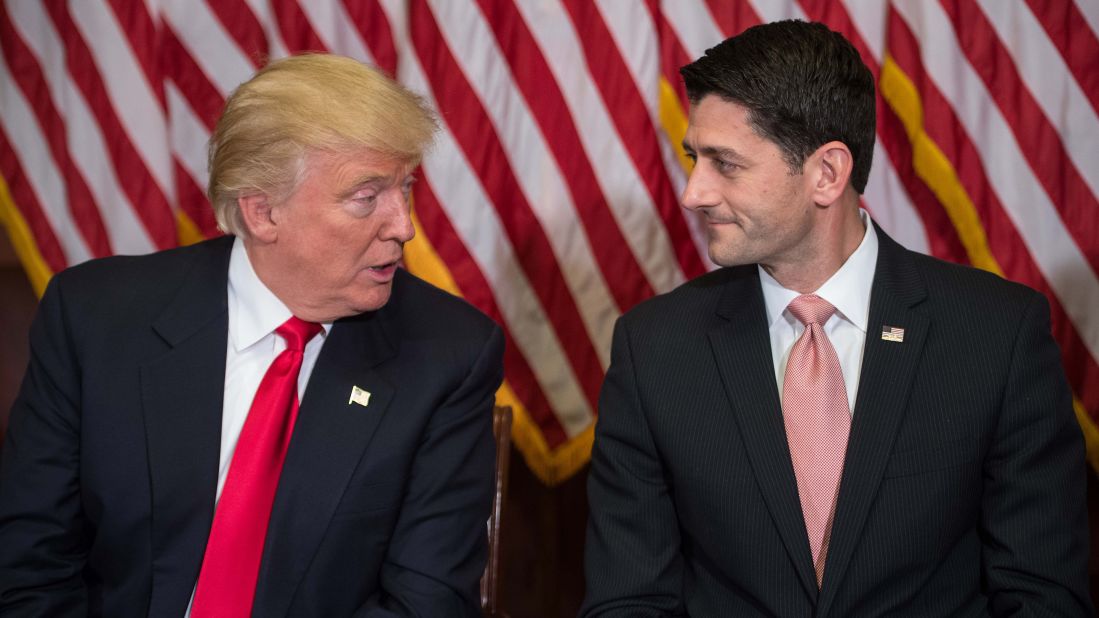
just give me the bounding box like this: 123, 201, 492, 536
881, 326, 905, 343
1, 0, 1097, 484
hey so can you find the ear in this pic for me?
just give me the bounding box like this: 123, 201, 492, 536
807, 141, 853, 207
237, 193, 278, 243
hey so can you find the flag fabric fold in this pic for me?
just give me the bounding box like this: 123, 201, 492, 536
2, 0, 1096, 484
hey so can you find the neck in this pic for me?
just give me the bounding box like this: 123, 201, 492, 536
764, 206, 866, 294
243, 239, 320, 321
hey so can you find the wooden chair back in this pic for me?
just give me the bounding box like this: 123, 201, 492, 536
481, 405, 512, 616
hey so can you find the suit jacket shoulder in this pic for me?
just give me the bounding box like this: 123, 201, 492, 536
47, 236, 233, 332
618, 265, 755, 335
903, 244, 1043, 314
870, 233, 1051, 370
386, 268, 499, 344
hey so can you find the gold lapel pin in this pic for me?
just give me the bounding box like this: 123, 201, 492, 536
881, 325, 905, 343
348, 385, 371, 407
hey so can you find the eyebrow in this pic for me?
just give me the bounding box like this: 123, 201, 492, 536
336, 175, 387, 200
681, 143, 747, 163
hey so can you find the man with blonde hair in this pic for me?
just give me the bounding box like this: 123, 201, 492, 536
0, 54, 503, 617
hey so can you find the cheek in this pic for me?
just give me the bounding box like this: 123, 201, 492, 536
317, 222, 374, 260
305, 242, 359, 286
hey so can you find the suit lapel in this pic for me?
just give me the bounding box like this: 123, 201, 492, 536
140, 238, 233, 616
818, 229, 929, 615
708, 266, 819, 598
253, 304, 398, 617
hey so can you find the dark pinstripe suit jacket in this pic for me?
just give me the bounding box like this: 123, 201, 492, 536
582, 226, 1091, 617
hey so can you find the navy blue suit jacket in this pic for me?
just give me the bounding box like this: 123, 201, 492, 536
0, 236, 504, 616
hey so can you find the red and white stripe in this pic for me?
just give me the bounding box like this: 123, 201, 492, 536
1, 0, 1096, 482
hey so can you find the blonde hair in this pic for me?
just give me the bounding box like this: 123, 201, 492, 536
207, 53, 438, 236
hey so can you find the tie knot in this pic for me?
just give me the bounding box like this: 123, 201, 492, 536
787, 294, 836, 327
276, 316, 322, 351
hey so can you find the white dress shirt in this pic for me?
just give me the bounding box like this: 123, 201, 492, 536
219, 237, 331, 498
185, 239, 331, 616
759, 210, 879, 414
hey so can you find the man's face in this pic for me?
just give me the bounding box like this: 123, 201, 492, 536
681, 95, 818, 271
260, 148, 416, 321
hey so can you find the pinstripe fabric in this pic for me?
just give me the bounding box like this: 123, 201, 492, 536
583, 226, 1091, 617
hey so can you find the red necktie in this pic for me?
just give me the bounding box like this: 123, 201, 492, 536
781, 294, 850, 588
191, 316, 322, 617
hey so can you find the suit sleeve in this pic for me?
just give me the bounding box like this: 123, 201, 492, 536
355, 324, 504, 617
981, 293, 1093, 617
581, 317, 686, 617
0, 277, 89, 616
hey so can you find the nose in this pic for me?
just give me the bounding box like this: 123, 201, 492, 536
681, 164, 716, 212
380, 191, 415, 243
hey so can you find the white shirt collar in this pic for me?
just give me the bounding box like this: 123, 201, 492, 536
227, 237, 331, 352
759, 209, 879, 331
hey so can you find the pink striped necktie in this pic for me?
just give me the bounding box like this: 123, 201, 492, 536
781, 294, 850, 588
191, 316, 322, 617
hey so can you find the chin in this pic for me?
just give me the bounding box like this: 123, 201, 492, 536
712, 249, 762, 269
708, 244, 742, 268
351, 286, 393, 314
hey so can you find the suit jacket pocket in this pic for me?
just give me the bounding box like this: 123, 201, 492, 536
330, 479, 404, 519
883, 437, 978, 479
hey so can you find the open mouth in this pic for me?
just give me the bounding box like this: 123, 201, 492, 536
364, 260, 400, 282
368, 261, 398, 272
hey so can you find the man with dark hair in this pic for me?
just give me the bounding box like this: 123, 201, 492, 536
583, 20, 1090, 617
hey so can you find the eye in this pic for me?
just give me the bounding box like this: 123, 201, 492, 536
714, 158, 739, 174
354, 192, 377, 205
345, 190, 378, 217
401, 176, 417, 197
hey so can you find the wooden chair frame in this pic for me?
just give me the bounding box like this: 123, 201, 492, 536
481, 405, 512, 617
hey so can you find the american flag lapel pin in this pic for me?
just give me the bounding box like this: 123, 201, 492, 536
348, 385, 371, 407
881, 325, 905, 343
